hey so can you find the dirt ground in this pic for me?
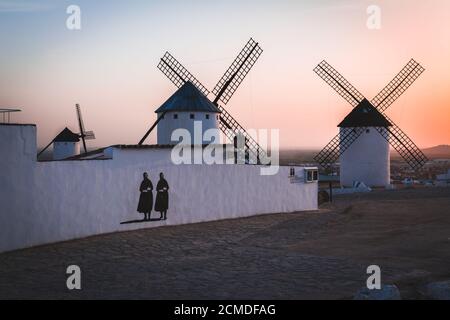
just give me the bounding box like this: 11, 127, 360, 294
0, 187, 449, 299
296, 187, 450, 299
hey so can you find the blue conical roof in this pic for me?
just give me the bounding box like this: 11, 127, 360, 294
54, 127, 80, 142
155, 82, 221, 114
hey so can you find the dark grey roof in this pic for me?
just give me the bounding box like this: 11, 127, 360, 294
155, 82, 221, 114
338, 99, 392, 128
54, 127, 80, 142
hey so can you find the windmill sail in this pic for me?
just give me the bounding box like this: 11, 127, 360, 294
76, 104, 95, 154
157, 52, 210, 96
314, 60, 365, 107
375, 115, 428, 169
372, 59, 425, 112
212, 38, 263, 105
314, 128, 365, 168
218, 105, 267, 163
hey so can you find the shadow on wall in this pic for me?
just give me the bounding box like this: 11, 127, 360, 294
120, 172, 170, 225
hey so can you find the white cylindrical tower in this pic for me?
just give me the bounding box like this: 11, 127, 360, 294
155, 82, 221, 145
337, 99, 392, 187
340, 127, 390, 187
53, 127, 80, 160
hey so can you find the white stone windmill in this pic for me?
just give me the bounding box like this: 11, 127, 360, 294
138, 38, 267, 163
314, 59, 427, 187
37, 104, 95, 160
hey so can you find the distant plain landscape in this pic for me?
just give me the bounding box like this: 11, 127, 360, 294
279, 145, 450, 165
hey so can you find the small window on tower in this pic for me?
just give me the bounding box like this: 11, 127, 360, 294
304, 168, 319, 183
205, 114, 210, 120
190, 114, 195, 119
173, 114, 178, 119
289, 167, 295, 177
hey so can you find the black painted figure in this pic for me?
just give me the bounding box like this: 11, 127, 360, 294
155, 172, 169, 220
137, 172, 153, 221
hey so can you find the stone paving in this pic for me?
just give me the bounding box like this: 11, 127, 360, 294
1, 188, 449, 299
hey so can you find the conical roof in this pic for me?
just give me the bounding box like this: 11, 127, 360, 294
155, 82, 221, 114
338, 99, 392, 128
54, 127, 80, 142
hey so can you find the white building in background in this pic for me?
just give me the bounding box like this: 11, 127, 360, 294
339, 100, 392, 187
155, 82, 221, 145
52, 127, 80, 160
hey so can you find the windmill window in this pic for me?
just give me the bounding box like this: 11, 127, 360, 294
173, 114, 178, 119
304, 168, 319, 183
289, 167, 295, 177
190, 114, 195, 119
205, 114, 210, 120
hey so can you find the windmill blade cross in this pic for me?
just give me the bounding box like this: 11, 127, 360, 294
314, 60, 365, 108
212, 38, 263, 106
157, 52, 210, 96
371, 59, 425, 112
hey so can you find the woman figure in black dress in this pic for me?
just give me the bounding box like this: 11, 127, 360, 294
137, 172, 153, 221
155, 172, 169, 220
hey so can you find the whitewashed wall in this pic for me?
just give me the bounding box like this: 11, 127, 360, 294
340, 127, 390, 187
53, 141, 80, 160
0, 125, 317, 253
157, 111, 219, 145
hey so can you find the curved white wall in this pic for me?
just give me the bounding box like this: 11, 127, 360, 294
0, 125, 318, 253
157, 111, 220, 145
53, 141, 80, 160
340, 127, 390, 187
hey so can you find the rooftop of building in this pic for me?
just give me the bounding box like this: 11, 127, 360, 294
155, 82, 221, 114
338, 99, 392, 128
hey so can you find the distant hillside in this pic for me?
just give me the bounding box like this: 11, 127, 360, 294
422, 145, 450, 159
391, 145, 450, 160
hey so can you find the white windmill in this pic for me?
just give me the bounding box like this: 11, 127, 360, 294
314, 60, 427, 187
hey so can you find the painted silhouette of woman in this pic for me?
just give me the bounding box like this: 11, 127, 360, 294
154, 172, 169, 220
137, 172, 153, 221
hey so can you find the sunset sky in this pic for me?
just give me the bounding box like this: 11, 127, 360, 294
1, 0, 449, 149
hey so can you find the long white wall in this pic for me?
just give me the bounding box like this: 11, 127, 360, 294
0, 125, 317, 253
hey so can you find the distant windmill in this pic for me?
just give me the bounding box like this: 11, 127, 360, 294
37, 104, 95, 159
313, 59, 427, 186
139, 38, 266, 162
